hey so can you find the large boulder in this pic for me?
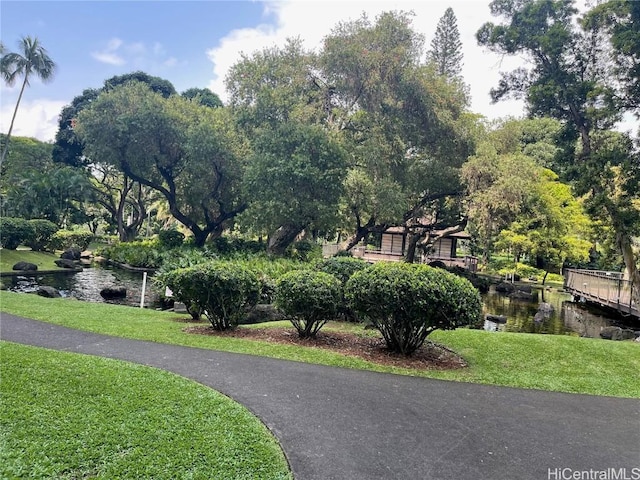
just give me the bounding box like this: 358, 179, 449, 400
534, 302, 555, 323
600, 326, 636, 341
495, 282, 515, 293
60, 248, 81, 260
485, 314, 507, 324
55, 259, 78, 269
100, 286, 127, 299
12, 261, 37, 271
37, 286, 61, 298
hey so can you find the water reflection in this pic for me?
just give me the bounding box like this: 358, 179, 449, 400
1, 264, 161, 308
481, 285, 629, 338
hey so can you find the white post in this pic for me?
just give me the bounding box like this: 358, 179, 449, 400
140, 271, 148, 309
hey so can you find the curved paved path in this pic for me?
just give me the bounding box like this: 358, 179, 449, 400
2, 314, 639, 480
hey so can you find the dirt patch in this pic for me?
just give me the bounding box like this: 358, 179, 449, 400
183, 324, 467, 371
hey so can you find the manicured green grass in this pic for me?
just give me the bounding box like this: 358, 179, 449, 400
0, 342, 291, 480
0, 249, 65, 273
2, 290, 639, 398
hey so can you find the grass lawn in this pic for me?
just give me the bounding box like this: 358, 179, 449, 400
0, 249, 66, 273
1, 290, 639, 398
0, 342, 291, 480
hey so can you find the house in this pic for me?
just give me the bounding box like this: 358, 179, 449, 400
323, 227, 478, 272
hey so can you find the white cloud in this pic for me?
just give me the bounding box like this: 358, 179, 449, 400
0, 98, 67, 142
92, 37, 126, 65
205, 0, 528, 119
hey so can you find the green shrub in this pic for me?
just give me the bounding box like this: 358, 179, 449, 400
25, 219, 59, 251
47, 230, 94, 251
158, 229, 185, 249
0, 217, 34, 250
345, 263, 482, 356
275, 270, 341, 338
285, 240, 321, 262
160, 262, 260, 330
96, 239, 162, 268
315, 257, 370, 321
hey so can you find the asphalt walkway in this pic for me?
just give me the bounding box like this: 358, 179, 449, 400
2, 313, 639, 480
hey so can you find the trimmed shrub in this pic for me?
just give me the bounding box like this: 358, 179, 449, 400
47, 230, 94, 251
158, 229, 185, 249
25, 219, 59, 251
160, 262, 260, 330
96, 239, 162, 268
315, 257, 370, 321
345, 263, 482, 356
275, 270, 341, 338
0, 217, 34, 250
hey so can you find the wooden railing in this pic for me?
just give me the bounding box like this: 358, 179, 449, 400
564, 269, 638, 318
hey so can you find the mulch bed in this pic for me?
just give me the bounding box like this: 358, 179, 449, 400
183, 323, 467, 371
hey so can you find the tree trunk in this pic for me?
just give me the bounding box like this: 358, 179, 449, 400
267, 224, 304, 255
0, 75, 29, 168
617, 230, 640, 304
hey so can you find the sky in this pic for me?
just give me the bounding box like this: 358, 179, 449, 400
0, 0, 610, 143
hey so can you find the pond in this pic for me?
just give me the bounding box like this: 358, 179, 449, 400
2, 265, 636, 338
482, 284, 638, 338
1, 263, 162, 308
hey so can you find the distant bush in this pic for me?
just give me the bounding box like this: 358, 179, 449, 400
158, 229, 184, 249
208, 236, 265, 256
25, 219, 59, 252
315, 257, 370, 321
96, 239, 162, 268
345, 263, 481, 356
47, 230, 94, 251
276, 270, 341, 338
285, 241, 321, 262
0, 217, 34, 250
160, 262, 260, 330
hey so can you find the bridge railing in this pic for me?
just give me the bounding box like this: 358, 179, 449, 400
564, 269, 638, 317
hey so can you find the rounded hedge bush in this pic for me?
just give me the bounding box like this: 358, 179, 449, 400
158, 229, 185, 249
315, 257, 370, 321
345, 262, 482, 355
25, 219, 59, 251
0, 217, 34, 250
275, 270, 341, 338
161, 262, 260, 330
47, 230, 94, 251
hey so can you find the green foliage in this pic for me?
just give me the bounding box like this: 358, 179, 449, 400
158, 229, 184, 249
25, 219, 58, 251
285, 240, 322, 262
345, 263, 481, 355
0, 217, 33, 249
162, 262, 260, 330
428, 7, 464, 78
96, 239, 162, 268
275, 270, 342, 338
47, 230, 94, 252
315, 256, 370, 321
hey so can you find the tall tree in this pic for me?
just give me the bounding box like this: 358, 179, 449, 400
0, 36, 56, 167
76, 81, 248, 247
427, 7, 464, 78
321, 11, 475, 260
477, 0, 640, 299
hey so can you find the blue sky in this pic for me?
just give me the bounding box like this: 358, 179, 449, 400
2, 0, 608, 143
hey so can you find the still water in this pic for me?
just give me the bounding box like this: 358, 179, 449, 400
1, 264, 161, 308
482, 285, 634, 338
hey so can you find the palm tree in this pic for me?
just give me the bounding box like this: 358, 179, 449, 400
0, 36, 56, 167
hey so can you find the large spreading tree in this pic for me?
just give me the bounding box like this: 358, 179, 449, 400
477, 0, 640, 298
75, 81, 248, 247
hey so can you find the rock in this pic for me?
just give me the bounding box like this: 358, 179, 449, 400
173, 302, 188, 314
538, 302, 555, 314
485, 314, 507, 324
243, 304, 283, 324
100, 286, 127, 299
495, 282, 515, 293
12, 261, 37, 271
37, 286, 61, 298
55, 259, 78, 269
600, 326, 636, 341
517, 285, 533, 294
60, 248, 81, 260
509, 290, 534, 300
